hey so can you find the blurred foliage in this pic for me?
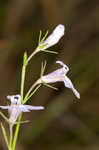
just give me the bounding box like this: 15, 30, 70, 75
0, 0, 99, 150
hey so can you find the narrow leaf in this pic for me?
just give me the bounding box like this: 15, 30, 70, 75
40, 30, 48, 44
41, 49, 58, 54
40, 61, 47, 77
43, 82, 58, 90
38, 30, 42, 45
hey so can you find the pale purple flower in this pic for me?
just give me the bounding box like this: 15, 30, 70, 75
26, 25, 65, 63
0, 95, 44, 123
37, 61, 80, 99
39, 24, 65, 50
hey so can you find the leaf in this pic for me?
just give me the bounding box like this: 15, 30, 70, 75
41, 49, 58, 54
38, 30, 42, 45
40, 30, 48, 44
43, 82, 58, 90
40, 61, 47, 77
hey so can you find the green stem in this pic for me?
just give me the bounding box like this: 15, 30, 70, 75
9, 124, 13, 148
1, 123, 11, 150
23, 84, 41, 104
23, 81, 39, 104
26, 48, 39, 64
12, 115, 22, 150
12, 46, 41, 150
20, 52, 27, 103
12, 52, 27, 150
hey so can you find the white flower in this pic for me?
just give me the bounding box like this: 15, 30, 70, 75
37, 61, 80, 99
39, 24, 65, 50
26, 24, 65, 63
0, 95, 44, 123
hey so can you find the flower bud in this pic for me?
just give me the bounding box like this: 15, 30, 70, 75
39, 24, 65, 50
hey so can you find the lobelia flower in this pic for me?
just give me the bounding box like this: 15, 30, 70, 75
26, 24, 65, 63
37, 61, 80, 99
0, 94, 44, 123
38, 24, 65, 51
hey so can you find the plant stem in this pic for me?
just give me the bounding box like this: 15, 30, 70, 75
12, 115, 22, 150
12, 48, 39, 150
26, 48, 39, 64
24, 80, 39, 102
9, 124, 13, 148
20, 52, 27, 103
1, 123, 10, 150
12, 53, 27, 150
23, 84, 41, 104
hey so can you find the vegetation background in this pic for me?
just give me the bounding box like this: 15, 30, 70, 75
0, 0, 99, 150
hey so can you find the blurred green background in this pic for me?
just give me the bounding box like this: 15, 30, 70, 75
0, 0, 99, 150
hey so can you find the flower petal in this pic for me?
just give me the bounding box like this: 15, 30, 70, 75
22, 105, 44, 111
62, 76, 80, 99
0, 106, 10, 109
19, 106, 30, 112
9, 108, 21, 122
56, 61, 69, 73
41, 69, 63, 83
7, 94, 21, 105
71, 87, 80, 99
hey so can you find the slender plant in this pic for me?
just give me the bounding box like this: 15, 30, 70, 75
0, 24, 80, 150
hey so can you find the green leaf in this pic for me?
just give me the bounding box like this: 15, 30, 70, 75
43, 82, 58, 90
40, 30, 48, 44
38, 30, 42, 45
40, 61, 47, 77
41, 49, 58, 54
